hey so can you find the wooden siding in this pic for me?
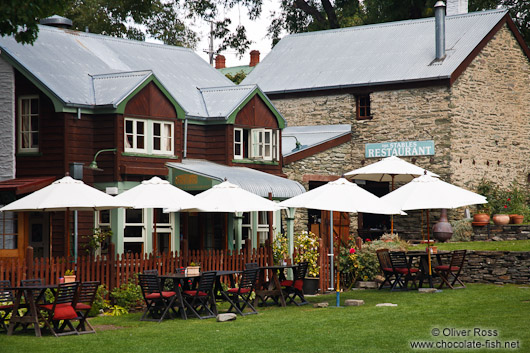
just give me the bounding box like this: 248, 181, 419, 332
186, 124, 229, 164
234, 95, 278, 128
124, 82, 177, 119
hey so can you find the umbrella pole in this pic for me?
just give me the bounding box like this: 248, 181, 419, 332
330, 210, 334, 291
49, 213, 53, 257
153, 209, 157, 255
74, 210, 78, 264
391, 175, 395, 234
427, 210, 432, 276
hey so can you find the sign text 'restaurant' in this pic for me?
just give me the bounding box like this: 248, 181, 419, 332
365, 140, 435, 158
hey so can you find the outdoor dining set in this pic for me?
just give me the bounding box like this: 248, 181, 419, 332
376, 248, 467, 291
0, 262, 310, 337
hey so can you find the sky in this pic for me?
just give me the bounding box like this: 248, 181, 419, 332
192, 0, 282, 67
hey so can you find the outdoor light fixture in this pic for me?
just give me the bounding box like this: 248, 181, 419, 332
87, 148, 117, 171
284, 135, 304, 151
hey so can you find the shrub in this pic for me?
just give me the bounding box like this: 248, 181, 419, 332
89, 285, 109, 317
272, 232, 288, 265
450, 219, 473, 242
294, 231, 320, 277
110, 275, 143, 310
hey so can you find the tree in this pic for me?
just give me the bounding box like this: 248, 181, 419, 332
469, 0, 530, 48
0, 0, 68, 44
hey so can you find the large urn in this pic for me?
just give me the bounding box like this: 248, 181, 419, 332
432, 209, 453, 242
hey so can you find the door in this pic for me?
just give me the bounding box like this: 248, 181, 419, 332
28, 212, 49, 258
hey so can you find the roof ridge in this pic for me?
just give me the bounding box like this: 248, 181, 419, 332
90, 70, 152, 80
282, 8, 508, 39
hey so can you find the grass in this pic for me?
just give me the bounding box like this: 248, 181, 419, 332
3, 284, 530, 353
430, 239, 530, 252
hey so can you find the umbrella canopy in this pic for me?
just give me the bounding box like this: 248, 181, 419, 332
168, 180, 283, 213
380, 174, 487, 211
344, 156, 439, 183
0, 175, 129, 212
279, 178, 404, 215
113, 176, 199, 211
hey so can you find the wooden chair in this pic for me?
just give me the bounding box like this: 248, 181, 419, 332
183, 271, 217, 319
0, 280, 14, 332
138, 274, 184, 322
245, 262, 259, 269
38, 282, 80, 336
221, 268, 259, 316
280, 262, 309, 305
73, 281, 100, 334
143, 269, 159, 276
435, 250, 467, 289
376, 249, 396, 290
389, 251, 419, 291
20, 278, 47, 304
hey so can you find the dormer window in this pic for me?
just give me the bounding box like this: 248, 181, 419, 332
356, 95, 372, 120
124, 118, 174, 155
18, 96, 39, 152
234, 127, 278, 161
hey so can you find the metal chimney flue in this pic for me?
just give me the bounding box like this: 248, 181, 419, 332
434, 1, 446, 61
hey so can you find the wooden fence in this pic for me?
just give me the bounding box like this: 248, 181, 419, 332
1, 243, 333, 294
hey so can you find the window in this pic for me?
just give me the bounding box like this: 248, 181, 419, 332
96, 210, 111, 255
356, 95, 372, 120
257, 211, 270, 245
18, 96, 39, 152
0, 210, 17, 250
153, 122, 174, 155
234, 127, 278, 161
125, 118, 174, 155
125, 119, 146, 152
124, 208, 144, 253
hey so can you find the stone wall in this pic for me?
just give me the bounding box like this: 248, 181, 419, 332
461, 250, 530, 285
471, 224, 530, 241
0, 57, 15, 181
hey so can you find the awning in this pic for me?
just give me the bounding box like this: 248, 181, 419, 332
166, 160, 305, 200
0, 176, 56, 195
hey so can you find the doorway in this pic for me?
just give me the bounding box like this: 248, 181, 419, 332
28, 212, 49, 258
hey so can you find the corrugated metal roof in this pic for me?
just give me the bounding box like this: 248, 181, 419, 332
197, 85, 256, 119
0, 25, 261, 119
167, 159, 305, 199
242, 9, 508, 93
282, 124, 351, 156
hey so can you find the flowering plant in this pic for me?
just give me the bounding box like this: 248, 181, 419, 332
294, 231, 320, 277
272, 232, 289, 265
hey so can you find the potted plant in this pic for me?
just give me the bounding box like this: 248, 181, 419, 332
474, 179, 493, 225
84, 227, 113, 255
64, 269, 76, 283
293, 231, 320, 295
505, 181, 529, 224
186, 262, 201, 276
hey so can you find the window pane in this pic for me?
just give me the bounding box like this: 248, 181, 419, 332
235, 144, 241, 156
235, 129, 241, 142
126, 134, 133, 148
124, 226, 143, 238
155, 208, 170, 224
99, 210, 110, 224
30, 98, 38, 114
153, 123, 160, 136
124, 242, 143, 254
137, 121, 144, 135
21, 132, 30, 148
154, 137, 161, 150
126, 209, 143, 223
32, 132, 38, 147
126, 120, 133, 134
137, 136, 144, 149
31, 116, 38, 130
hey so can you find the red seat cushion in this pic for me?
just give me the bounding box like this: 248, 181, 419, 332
280, 280, 293, 287
281, 279, 304, 291
75, 303, 92, 310
184, 290, 208, 297
382, 268, 394, 273
145, 291, 176, 299
394, 268, 419, 274
435, 265, 460, 271
0, 304, 13, 310
227, 288, 251, 294
39, 303, 77, 320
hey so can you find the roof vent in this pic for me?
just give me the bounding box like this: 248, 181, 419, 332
434, 1, 446, 61
39, 15, 73, 29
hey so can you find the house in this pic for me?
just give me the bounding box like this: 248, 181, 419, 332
243, 3, 530, 240
0, 18, 303, 259
216, 50, 260, 78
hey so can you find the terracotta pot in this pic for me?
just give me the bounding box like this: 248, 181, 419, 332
473, 213, 490, 225
492, 214, 510, 225
510, 214, 524, 224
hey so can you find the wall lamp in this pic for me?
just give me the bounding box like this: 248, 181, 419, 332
284, 135, 304, 151
87, 148, 117, 171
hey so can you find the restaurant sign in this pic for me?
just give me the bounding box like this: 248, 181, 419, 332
365, 140, 435, 158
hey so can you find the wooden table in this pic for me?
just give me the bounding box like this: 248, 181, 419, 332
7, 284, 57, 337
254, 265, 298, 307
406, 251, 449, 288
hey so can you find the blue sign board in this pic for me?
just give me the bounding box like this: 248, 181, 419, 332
365, 140, 435, 158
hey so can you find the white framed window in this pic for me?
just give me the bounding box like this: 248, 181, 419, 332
123, 208, 145, 254
125, 118, 146, 153
18, 96, 39, 152
152, 122, 174, 155
0, 210, 18, 250
234, 127, 277, 161
234, 128, 243, 160
95, 210, 111, 255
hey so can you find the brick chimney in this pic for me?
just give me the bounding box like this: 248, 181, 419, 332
215, 55, 226, 69
249, 50, 260, 67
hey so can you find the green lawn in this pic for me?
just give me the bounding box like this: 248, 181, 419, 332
431, 239, 530, 252
3, 284, 529, 353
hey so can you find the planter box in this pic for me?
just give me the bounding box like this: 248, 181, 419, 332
186, 266, 200, 276
64, 275, 76, 283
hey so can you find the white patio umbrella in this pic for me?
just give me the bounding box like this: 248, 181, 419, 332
345, 155, 439, 233
380, 173, 487, 275
0, 175, 131, 261
113, 176, 201, 253
166, 180, 284, 213
279, 178, 404, 292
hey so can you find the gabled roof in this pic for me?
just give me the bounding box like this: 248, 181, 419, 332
242, 9, 511, 94
0, 25, 281, 121
167, 159, 305, 199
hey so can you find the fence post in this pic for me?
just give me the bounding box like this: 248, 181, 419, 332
26, 246, 34, 279
109, 242, 116, 292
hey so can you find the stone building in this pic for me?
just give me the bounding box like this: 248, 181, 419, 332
244, 6, 530, 240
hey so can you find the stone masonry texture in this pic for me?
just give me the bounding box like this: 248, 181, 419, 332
0, 57, 15, 182
275, 24, 530, 240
